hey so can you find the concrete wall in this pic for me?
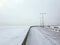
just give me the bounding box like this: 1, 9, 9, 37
0, 0, 60, 26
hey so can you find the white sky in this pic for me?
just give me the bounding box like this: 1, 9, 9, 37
0, 0, 60, 26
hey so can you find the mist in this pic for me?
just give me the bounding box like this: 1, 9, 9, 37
0, 0, 60, 26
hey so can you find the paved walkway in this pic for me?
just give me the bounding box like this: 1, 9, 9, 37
26, 27, 60, 45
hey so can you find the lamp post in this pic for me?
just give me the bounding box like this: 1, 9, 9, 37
40, 12, 47, 27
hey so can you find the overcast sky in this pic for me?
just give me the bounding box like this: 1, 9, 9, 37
0, 0, 60, 26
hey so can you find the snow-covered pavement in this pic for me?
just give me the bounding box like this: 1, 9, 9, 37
26, 27, 60, 45
0, 26, 30, 45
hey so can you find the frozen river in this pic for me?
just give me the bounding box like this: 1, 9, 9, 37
0, 26, 30, 45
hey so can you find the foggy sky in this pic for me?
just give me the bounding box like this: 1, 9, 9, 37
0, 0, 60, 26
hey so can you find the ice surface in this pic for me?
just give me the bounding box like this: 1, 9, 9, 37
0, 26, 30, 45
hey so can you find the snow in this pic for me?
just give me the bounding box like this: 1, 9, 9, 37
0, 26, 30, 45
1, 26, 60, 45
26, 27, 60, 45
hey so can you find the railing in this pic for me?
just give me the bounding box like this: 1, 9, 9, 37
22, 26, 32, 45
